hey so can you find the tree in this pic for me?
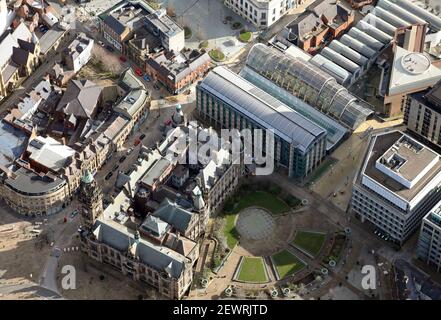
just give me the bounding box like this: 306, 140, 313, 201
166, 4, 176, 17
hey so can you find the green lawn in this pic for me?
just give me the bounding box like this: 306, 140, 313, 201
224, 212, 240, 249
272, 250, 306, 279
223, 191, 290, 249
230, 191, 290, 215
209, 49, 225, 62
292, 231, 326, 257
239, 31, 252, 42
199, 40, 209, 48
237, 257, 268, 283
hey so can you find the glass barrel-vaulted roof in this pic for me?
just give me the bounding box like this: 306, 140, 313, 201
245, 44, 373, 129
198, 66, 327, 154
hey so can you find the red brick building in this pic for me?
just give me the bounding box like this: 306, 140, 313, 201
287, 0, 355, 54
145, 50, 211, 94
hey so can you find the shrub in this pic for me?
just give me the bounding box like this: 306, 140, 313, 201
184, 26, 192, 39
232, 22, 242, 30
199, 40, 209, 48
269, 185, 281, 195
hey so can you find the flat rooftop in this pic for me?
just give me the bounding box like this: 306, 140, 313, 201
5, 166, 66, 196
361, 131, 441, 202
145, 10, 183, 37
378, 135, 438, 183
426, 200, 441, 229
27, 136, 76, 172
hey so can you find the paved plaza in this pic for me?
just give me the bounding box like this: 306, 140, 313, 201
161, 0, 254, 58
236, 208, 275, 241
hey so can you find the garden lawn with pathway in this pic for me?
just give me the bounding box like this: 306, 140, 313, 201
292, 231, 326, 257
223, 191, 291, 249
237, 257, 268, 283
271, 250, 306, 279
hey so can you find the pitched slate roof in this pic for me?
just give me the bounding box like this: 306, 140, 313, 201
56, 80, 102, 119
140, 215, 169, 237
103, 15, 126, 35
152, 198, 193, 233
92, 219, 187, 278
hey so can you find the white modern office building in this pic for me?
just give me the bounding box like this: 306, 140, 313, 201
224, 0, 295, 28
417, 200, 441, 273
350, 131, 441, 245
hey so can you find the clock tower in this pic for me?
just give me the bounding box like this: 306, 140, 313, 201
79, 170, 103, 230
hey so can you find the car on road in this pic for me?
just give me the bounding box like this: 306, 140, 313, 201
119, 55, 127, 62
70, 210, 79, 219
105, 172, 113, 180
143, 74, 150, 82
119, 155, 127, 163
135, 68, 143, 77
106, 45, 114, 52
139, 134, 146, 140
39, 25, 49, 34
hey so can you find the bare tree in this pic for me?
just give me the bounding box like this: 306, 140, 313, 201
196, 27, 206, 41
166, 4, 176, 17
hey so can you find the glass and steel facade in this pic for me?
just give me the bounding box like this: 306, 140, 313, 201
418, 203, 441, 272
240, 66, 348, 152
244, 44, 373, 130
196, 66, 327, 180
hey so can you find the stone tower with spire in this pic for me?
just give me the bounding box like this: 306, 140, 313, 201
79, 170, 103, 230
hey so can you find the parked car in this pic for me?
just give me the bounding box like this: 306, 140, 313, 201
139, 134, 146, 140
70, 210, 79, 218
39, 25, 48, 34
134, 68, 143, 77
98, 41, 105, 47
143, 74, 150, 82
105, 172, 113, 180
112, 164, 119, 171
153, 83, 160, 90
106, 45, 114, 52
126, 147, 134, 155
119, 155, 127, 163
119, 55, 127, 62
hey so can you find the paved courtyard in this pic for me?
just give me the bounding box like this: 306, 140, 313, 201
161, 0, 254, 58
236, 208, 275, 241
